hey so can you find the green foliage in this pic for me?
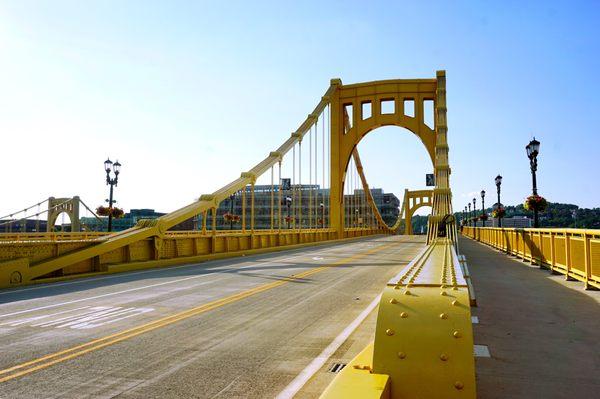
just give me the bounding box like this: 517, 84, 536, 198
411, 215, 429, 234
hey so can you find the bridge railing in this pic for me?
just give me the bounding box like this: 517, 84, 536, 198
462, 227, 600, 289
0, 232, 109, 242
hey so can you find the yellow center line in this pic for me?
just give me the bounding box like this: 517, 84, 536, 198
0, 241, 395, 383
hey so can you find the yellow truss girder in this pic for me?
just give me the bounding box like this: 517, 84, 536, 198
321, 240, 476, 399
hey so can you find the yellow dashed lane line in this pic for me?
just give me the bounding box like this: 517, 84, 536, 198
0, 242, 395, 383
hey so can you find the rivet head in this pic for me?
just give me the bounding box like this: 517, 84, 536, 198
452, 286, 459, 290
452, 300, 459, 306
404, 290, 411, 295
397, 351, 406, 359
453, 330, 461, 338
441, 284, 447, 289
440, 353, 448, 361
400, 312, 408, 318
394, 285, 400, 290
389, 298, 398, 304
386, 329, 395, 336
439, 313, 448, 319
454, 381, 464, 390
406, 283, 413, 288
440, 291, 447, 296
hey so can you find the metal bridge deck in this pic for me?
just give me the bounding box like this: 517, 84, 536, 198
460, 237, 600, 399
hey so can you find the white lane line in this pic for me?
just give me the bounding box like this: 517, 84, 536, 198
275, 293, 382, 399
0, 242, 382, 319
73, 307, 153, 329
0, 306, 92, 327
474, 344, 491, 357
31, 307, 113, 327
2, 306, 155, 330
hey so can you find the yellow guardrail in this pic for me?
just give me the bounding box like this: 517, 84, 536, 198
462, 227, 600, 289
0, 227, 384, 288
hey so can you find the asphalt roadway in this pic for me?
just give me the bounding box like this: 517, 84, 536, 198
0, 235, 425, 399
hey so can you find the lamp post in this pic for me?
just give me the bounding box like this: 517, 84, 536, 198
526, 138, 541, 227
468, 203, 471, 227
472, 198, 476, 227
463, 206, 467, 226
285, 196, 292, 228
355, 208, 359, 227
104, 158, 121, 232
229, 193, 235, 230
320, 202, 325, 228
481, 190, 486, 227
495, 175, 503, 227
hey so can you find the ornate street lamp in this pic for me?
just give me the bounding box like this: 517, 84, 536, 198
229, 193, 236, 230
285, 196, 292, 228
526, 138, 541, 227
468, 203, 471, 227
320, 202, 325, 228
495, 175, 503, 227
104, 158, 121, 232
472, 197, 476, 227
481, 190, 486, 226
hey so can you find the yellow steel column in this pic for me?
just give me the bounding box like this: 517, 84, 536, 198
242, 187, 246, 232
211, 207, 216, 234
404, 189, 412, 235
298, 139, 302, 231
270, 166, 274, 231
328, 79, 343, 238
250, 182, 255, 233
278, 160, 282, 233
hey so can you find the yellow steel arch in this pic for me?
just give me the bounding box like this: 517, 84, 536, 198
329, 72, 454, 243
401, 189, 433, 235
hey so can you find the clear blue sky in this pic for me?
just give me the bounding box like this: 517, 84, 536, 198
1, 1, 599, 218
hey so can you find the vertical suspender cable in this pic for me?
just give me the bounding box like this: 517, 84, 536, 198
309, 125, 312, 230
292, 145, 296, 229
298, 140, 302, 231
242, 187, 246, 232
314, 117, 318, 229
322, 107, 326, 228
270, 165, 274, 231
278, 160, 282, 232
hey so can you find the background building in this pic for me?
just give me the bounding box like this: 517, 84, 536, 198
196, 184, 400, 230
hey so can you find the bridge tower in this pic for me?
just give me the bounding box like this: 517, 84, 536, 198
328, 71, 454, 242
401, 189, 433, 235
46, 196, 80, 232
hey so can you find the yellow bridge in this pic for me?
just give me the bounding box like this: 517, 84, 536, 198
0, 72, 597, 398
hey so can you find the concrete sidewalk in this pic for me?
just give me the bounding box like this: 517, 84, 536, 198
459, 237, 600, 399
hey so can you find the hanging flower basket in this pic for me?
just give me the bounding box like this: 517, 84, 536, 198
491, 207, 506, 218
223, 212, 240, 223
479, 213, 488, 221
111, 207, 124, 218
96, 206, 110, 216
96, 206, 124, 218
284, 216, 293, 223
524, 195, 547, 212
317, 218, 324, 225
